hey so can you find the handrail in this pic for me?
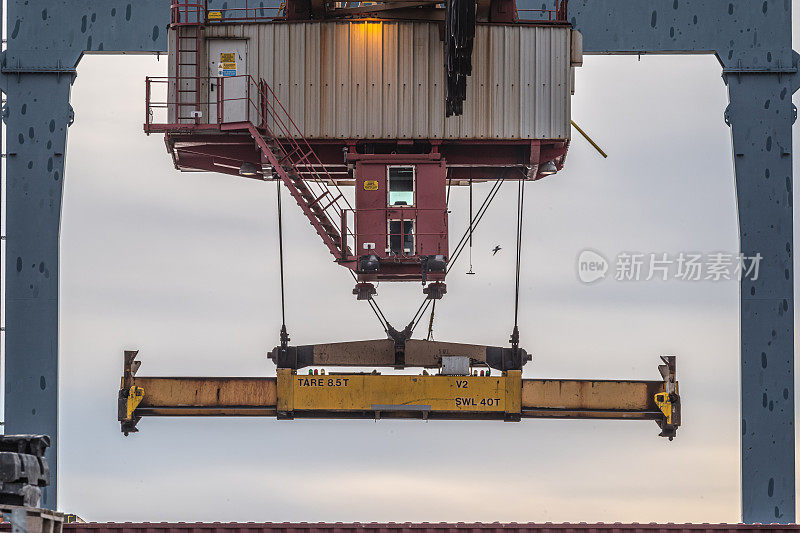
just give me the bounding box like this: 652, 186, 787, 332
259, 80, 354, 217
145, 75, 265, 132
144, 73, 353, 255
516, 0, 568, 23
170, 0, 206, 26
171, 0, 283, 25
173, 0, 563, 25
340, 207, 448, 259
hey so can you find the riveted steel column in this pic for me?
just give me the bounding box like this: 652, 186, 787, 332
2, 75, 73, 510
727, 69, 798, 524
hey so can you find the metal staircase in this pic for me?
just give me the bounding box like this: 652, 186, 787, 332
248, 124, 350, 260
248, 81, 353, 262
156, 1, 353, 262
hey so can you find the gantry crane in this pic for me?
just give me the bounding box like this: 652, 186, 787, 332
117, 0, 681, 439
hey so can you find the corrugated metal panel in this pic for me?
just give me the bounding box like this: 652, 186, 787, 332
206, 21, 572, 140
61, 523, 800, 532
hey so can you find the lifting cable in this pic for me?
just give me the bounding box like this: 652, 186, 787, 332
276, 181, 290, 348
354, 270, 390, 333
425, 172, 452, 340
510, 177, 526, 353
467, 177, 475, 275
367, 299, 389, 333
426, 300, 436, 340
352, 171, 518, 340
274, 181, 389, 339
414, 170, 526, 339
407, 174, 508, 338
446, 173, 453, 206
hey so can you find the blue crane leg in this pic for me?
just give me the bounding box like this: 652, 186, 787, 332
3, 76, 72, 510
728, 72, 798, 524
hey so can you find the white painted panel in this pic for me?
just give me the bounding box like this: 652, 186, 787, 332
381, 23, 398, 138
204, 21, 573, 140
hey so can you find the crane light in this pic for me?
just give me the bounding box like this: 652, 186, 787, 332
540, 160, 558, 176
239, 162, 260, 176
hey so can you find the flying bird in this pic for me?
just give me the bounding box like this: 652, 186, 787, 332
492, 245, 502, 256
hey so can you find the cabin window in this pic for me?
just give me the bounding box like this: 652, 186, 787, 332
388, 166, 415, 206
388, 220, 415, 255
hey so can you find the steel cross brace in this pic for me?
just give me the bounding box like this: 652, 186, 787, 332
0, 0, 797, 522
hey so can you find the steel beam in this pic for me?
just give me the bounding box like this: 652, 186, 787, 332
0, 0, 796, 520
2, 75, 72, 511
269, 339, 530, 370
727, 73, 797, 524
119, 373, 675, 424
118, 352, 679, 435
560, 0, 799, 522
1, 0, 168, 510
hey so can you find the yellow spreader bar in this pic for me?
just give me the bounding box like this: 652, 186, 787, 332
278, 369, 522, 420
118, 353, 678, 437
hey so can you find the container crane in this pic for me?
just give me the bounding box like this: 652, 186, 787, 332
119, 0, 681, 438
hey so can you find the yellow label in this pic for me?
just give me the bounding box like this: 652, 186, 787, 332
285, 374, 507, 413
221, 62, 237, 70
220, 53, 235, 62
208, 11, 223, 19
363, 180, 379, 191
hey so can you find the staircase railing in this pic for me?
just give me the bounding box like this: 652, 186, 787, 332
144, 72, 352, 260
145, 75, 265, 133
258, 80, 353, 258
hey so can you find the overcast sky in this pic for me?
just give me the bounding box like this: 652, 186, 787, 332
32, 7, 800, 525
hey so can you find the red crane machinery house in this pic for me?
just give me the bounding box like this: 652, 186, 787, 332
146, 0, 580, 299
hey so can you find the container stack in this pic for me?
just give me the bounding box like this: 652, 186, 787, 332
0, 435, 50, 508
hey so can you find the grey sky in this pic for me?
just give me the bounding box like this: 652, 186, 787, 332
47, 10, 800, 524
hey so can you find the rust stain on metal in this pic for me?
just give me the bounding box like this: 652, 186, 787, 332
132, 377, 277, 408
521, 379, 663, 411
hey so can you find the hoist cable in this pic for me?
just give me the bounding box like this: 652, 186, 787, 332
367, 298, 389, 332
467, 177, 474, 273
446, 173, 453, 207
369, 292, 390, 330
423, 174, 452, 341
403, 175, 508, 337
410, 295, 431, 328
276, 181, 289, 347
348, 269, 389, 333
426, 300, 436, 340
510, 177, 526, 351
411, 298, 434, 335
